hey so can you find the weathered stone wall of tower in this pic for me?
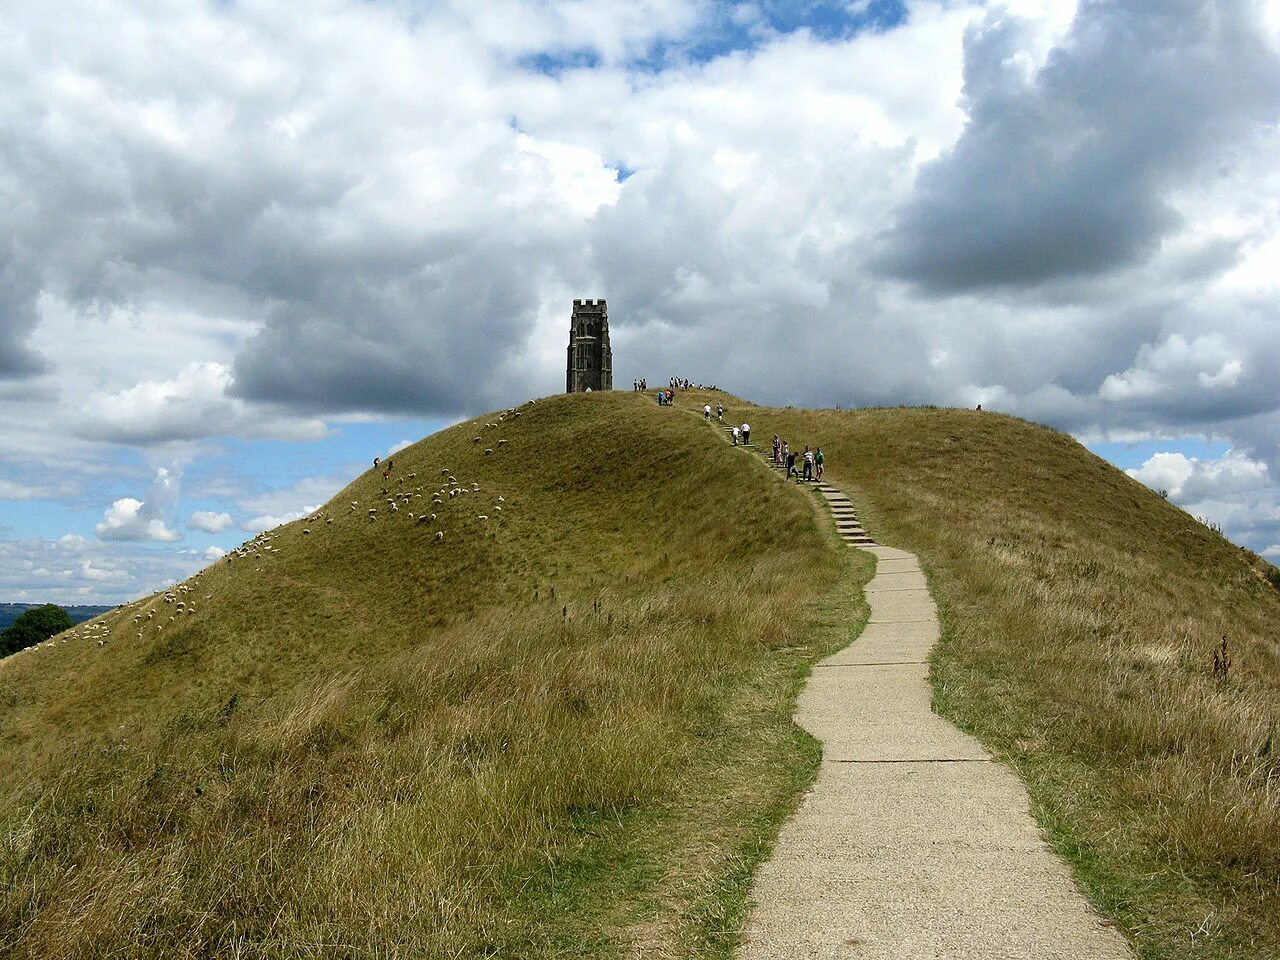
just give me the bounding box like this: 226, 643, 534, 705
566, 299, 613, 393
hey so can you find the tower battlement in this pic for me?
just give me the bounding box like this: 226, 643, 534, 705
566, 298, 613, 393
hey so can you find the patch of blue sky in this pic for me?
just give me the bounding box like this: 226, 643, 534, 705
642, 0, 907, 68
1084, 437, 1232, 472
519, 0, 907, 77
0, 499, 95, 542
519, 48, 603, 77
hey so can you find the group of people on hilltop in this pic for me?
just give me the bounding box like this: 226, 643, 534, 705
671, 377, 720, 391
771, 435, 823, 483
634, 376, 721, 392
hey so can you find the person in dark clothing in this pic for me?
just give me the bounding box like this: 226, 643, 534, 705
785, 449, 797, 479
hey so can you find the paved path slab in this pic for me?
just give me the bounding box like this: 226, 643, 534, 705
737, 488, 1132, 960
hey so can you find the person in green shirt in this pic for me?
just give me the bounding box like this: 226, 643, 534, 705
815, 447, 824, 480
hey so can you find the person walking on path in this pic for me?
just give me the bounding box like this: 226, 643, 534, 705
731, 425, 740, 445
802, 446, 814, 482
704, 403, 711, 422
741, 422, 751, 445
716, 403, 724, 423
772, 435, 781, 464
785, 448, 797, 479
815, 447, 824, 480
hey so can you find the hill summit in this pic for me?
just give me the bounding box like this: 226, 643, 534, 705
2, 390, 1278, 959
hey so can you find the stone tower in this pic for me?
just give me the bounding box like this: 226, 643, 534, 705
566, 299, 613, 393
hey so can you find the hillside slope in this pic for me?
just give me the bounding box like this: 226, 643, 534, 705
738, 401, 1280, 960
0, 392, 867, 959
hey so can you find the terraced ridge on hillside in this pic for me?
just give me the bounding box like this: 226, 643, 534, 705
0, 391, 869, 959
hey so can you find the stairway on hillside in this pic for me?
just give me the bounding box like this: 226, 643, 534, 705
715, 424, 876, 548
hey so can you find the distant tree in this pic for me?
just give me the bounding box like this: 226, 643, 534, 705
0, 604, 74, 656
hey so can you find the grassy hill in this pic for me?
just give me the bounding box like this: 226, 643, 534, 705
739, 401, 1280, 960
5, 390, 1278, 959
0, 392, 868, 959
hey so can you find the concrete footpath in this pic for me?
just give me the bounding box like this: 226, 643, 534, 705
736, 482, 1133, 958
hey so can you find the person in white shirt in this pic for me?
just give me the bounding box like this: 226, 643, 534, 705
731, 425, 740, 445
704, 404, 711, 421
741, 422, 751, 445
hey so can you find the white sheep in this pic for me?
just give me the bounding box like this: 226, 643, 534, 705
477, 514, 488, 521
435, 530, 445, 541
484, 448, 493, 455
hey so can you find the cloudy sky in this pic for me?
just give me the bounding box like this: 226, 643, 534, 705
1, 0, 1278, 605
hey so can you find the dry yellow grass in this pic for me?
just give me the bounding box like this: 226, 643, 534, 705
749, 402, 1280, 959
0, 391, 869, 958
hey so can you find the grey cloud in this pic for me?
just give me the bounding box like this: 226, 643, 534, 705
875, 0, 1280, 293
0, 251, 49, 379
230, 235, 573, 416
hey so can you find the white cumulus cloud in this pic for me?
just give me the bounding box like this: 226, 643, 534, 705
96, 468, 182, 542
187, 510, 233, 533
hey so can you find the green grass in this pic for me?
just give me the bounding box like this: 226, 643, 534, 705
10, 389, 1274, 958
744, 402, 1280, 960
0, 391, 870, 959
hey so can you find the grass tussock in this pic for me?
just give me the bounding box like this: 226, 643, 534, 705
752, 403, 1280, 959
1, 391, 868, 958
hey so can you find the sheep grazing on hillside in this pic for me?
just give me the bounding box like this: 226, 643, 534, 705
435, 530, 445, 541
496, 496, 505, 502
440, 468, 449, 476
303, 529, 310, 535
326, 518, 333, 524
416, 514, 431, 524
473, 436, 482, 443
494, 506, 502, 512
484, 448, 493, 455
498, 439, 508, 446
477, 514, 488, 521
407, 472, 416, 480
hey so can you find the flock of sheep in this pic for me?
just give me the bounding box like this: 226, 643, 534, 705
8, 401, 535, 660
12, 573, 211, 655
